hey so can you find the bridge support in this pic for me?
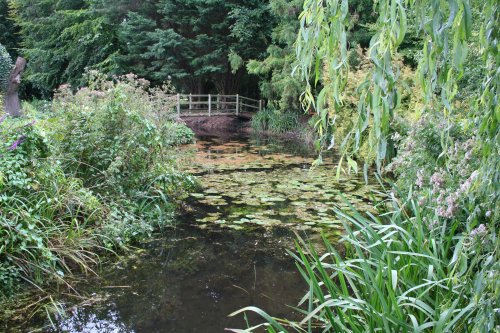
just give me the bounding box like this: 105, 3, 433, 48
208, 94, 212, 116
236, 94, 239, 116
177, 94, 180, 117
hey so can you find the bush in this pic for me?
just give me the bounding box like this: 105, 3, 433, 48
0, 42, 11, 93
0, 73, 197, 297
251, 107, 299, 134
163, 121, 196, 146
0, 116, 101, 297
51, 72, 196, 198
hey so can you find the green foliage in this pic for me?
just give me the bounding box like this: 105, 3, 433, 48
232, 191, 498, 332
0, 73, 197, 297
0, 42, 12, 92
118, 0, 273, 94
163, 122, 195, 146
7, 0, 273, 96
296, 0, 495, 171
251, 107, 299, 134
10, 0, 119, 95
247, 0, 303, 113
0, 0, 19, 55
51, 72, 197, 227
233, 0, 499, 331
0, 115, 102, 298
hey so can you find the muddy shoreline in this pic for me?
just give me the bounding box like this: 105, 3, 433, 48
181, 115, 315, 144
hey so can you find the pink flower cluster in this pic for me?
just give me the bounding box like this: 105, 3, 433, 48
436, 193, 458, 218
416, 169, 424, 188
459, 170, 479, 194
470, 224, 487, 238
430, 170, 445, 189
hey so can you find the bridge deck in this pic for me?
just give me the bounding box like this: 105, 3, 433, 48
179, 111, 254, 119
170, 94, 263, 117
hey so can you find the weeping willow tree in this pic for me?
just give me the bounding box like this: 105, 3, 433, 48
296, 0, 498, 176
230, 1, 498, 332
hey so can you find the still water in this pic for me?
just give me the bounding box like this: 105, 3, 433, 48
40, 134, 381, 332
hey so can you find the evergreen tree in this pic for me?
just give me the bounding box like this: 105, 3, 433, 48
118, 0, 273, 94
7, 0, 272, 96
0, 0, 19, 56
247, 0, 303, 113
10, 0, 119, 95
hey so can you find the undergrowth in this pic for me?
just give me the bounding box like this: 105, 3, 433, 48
251, 107, 300, 134
0, 72, 197, 301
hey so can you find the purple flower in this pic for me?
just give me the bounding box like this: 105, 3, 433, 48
459, 170, 479, 194
470, 224, 487, 238
436, 193, 459, 219
436, 191, 446, 204
430, 170, 445, 189
416, 170, 424, 188
7, 135, 26, 151
424, 217, 438, 229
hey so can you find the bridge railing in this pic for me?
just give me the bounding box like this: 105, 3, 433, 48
169, 94, 262, 117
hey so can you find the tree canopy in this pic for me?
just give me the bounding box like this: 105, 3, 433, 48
4, 0, 273, 96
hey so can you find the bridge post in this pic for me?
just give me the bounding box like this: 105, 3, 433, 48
236, 94, 239, 115
177, 93, 180, 117
189, 93, 192, 110
259, 99, 263, 112
217, 94, 220, 111
208, 94, 212, 117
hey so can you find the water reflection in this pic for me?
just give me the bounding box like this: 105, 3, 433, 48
56, 307, 133, 333
50, 227, 305, 332
43, 135, 378, 333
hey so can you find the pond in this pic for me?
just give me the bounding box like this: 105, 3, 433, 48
26, 134, 382, 332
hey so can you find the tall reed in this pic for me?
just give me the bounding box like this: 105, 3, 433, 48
230, 189, 498, 332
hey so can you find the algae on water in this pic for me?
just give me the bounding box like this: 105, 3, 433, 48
181, 137, 383, 233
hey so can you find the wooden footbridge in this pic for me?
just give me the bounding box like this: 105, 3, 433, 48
170, 94, 262, 118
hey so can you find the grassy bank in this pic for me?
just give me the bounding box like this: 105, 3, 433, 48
250, 108, 318, 149
0, 73, 197, 304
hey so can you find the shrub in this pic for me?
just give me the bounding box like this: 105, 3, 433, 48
251, 107, 299, 134
0, 42, 11, 92
163, 121, 196, 146
0, 116, 102, 297
0, 73, 197, 297
51, 72, 194, 198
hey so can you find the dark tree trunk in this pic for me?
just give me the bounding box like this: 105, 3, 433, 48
5, 57, 26, 117
214, 69, 242, 95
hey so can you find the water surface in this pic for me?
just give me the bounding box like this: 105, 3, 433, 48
37, 135, 381, 332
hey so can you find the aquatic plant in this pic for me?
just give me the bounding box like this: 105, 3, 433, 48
252, 107, 300, 134
230, 189, 499, 332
